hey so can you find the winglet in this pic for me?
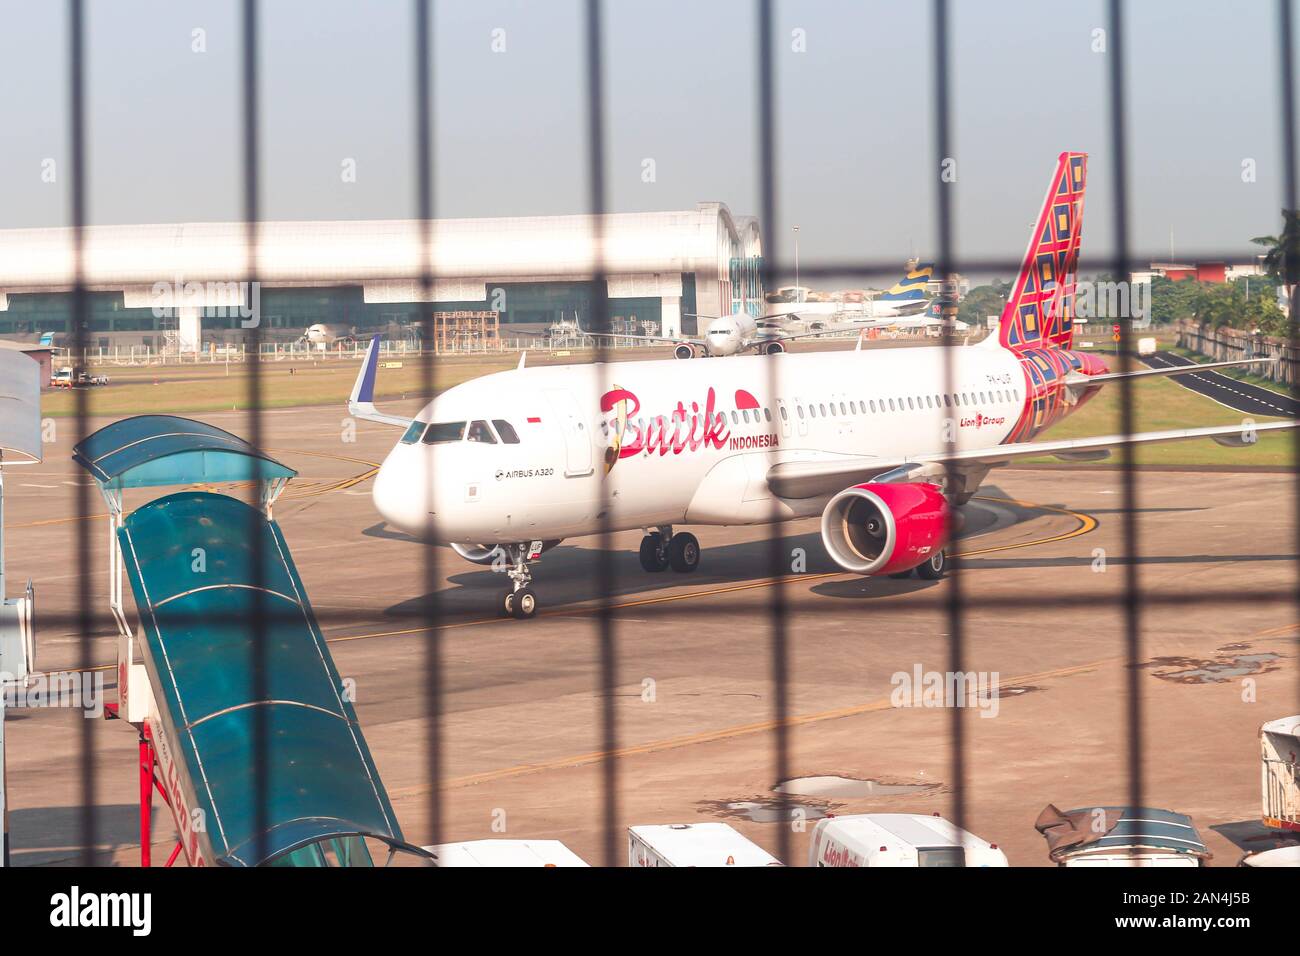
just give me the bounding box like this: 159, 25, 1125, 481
350, 335, 381, 406
347, 335, 413, 428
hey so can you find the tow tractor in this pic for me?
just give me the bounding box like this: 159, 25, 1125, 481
52, 365, 109, 388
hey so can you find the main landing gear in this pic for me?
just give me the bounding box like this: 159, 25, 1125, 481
499, 541, 542, 620
638, 526, 700, 574
887, 550, 948, 581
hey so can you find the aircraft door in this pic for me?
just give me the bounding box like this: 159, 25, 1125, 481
792, 396, 809, 437
776, 399, 792, 439
544, 388, 594, 477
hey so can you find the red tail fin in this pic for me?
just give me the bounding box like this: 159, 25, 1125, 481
998, 151, 1087, 352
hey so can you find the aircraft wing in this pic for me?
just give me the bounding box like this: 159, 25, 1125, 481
766, 420, 1298, 499
758, 326, 860, 344
578, 324, 703, 347
348, 335, 415, 428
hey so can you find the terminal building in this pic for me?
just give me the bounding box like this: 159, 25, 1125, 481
0, 202, 763, 353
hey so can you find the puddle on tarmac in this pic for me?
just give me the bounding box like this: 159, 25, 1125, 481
1145, 652, 1281, 684
701, 775, 943, 823
707, 799, 830, 824
773, 775, 939, 799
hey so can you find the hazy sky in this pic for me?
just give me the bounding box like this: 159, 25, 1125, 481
2, 0, 1296, 285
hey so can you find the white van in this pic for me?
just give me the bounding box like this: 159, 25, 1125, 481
808, 813, 1009, 867
628, 823, 782, 867
422, 839, 589, 867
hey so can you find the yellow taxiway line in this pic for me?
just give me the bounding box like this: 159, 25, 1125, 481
390, 656, 1116, 796
325, 494, 1099, 645
55, 495, 1096, 675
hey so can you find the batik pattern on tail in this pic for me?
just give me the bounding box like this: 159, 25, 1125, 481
998, 152, 1087, 352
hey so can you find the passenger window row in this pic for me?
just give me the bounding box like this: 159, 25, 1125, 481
770, 388, 1021, 422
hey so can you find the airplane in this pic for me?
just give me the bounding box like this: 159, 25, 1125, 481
766, 262, 936, 325
868, 261, 936, 317
348, 151, 1294, 620
578, 309, 845, 359
300, 323, 356, 347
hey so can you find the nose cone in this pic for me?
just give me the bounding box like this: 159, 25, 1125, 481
706, 319, 740, 355
372, 444, 430, 537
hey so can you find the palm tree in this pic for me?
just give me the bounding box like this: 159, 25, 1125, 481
1251, 209, 1300, 317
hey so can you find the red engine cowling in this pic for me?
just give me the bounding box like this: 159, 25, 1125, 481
820, 481, 950, 575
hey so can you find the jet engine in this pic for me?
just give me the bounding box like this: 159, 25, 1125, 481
761, 340, 785, 355
674, 343, 697, 360
820, 482, 950, 575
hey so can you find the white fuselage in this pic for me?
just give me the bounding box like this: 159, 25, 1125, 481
765, 298, 931, 322
371, 344, 1026, 546
700, 313, 761, 356
304, 323, 353, 346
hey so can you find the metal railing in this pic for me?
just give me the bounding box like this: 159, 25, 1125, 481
25, 0, 1300, 866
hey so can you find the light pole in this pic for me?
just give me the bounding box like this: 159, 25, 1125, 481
793, 226, 801, 304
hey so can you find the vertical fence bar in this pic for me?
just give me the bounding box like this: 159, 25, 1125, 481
583, 0, 620, 868
1276, 0, 1300, 716
755, 0, 792, 865
413, 0, 444, 849
931, 0, 967, 833
1105, 0, 1144, 814
67, 0, 95, 865
239, 0, 271, 864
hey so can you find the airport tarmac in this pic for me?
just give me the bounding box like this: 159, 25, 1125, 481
3, 401, 1297, 866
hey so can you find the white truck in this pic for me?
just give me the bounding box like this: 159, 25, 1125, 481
422, 839, 589, 867
1261, 715, 1300, 834
1036, 805, 1210, 867
628, 823, 782, 867
808, 813, 1008, 867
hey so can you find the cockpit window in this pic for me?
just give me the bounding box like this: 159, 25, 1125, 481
400, 421, 426, 444
466, 420, 497, 444
421, 421, 466, 444
493, 419, 520, 444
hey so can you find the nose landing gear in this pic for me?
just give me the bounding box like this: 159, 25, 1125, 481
499, 541, 542, 620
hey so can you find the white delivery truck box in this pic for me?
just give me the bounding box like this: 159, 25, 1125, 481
1261, 715, 1300, 833
628, 823, 782, 867
422, 839, 589, 867
809, 813, 1008, 867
